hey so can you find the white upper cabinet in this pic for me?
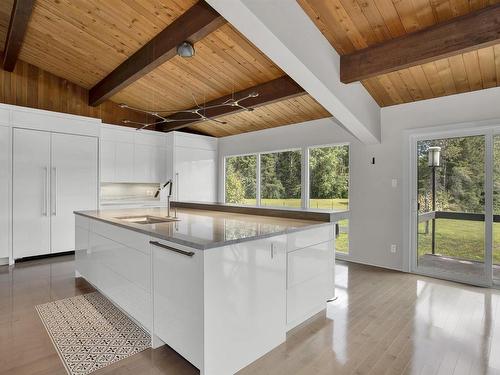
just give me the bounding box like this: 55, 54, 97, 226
115, 141, 135, 182
0, 126, 9, 260
100, 125, 168, 183
99, 126, 217, 201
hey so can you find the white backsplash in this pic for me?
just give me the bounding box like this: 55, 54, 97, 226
101, 183, 160, 203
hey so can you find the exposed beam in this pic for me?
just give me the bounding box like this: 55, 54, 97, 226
206, 0, 380, 144
2, 0, 34, 72
89, 1, 225, 106
340, 4, 500, 83
157, 76, 305, 132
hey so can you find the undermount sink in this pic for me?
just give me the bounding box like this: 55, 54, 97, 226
115, 215, 179, 225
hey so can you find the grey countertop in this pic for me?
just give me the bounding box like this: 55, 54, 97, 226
75, 207, 331, 250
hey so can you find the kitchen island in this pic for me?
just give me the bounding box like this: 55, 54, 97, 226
74, 206, 336, 375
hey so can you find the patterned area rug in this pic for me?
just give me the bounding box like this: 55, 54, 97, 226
36, 292, 150, 375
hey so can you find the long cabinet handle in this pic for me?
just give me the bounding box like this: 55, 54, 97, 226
150, 241, 194, 257
42, 167, 48, 216
175, 172, 179, 200
52, 167, 57, 216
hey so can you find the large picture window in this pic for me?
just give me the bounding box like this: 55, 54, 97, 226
224, 144, 349, 253
225, 155, 257, 205
260, 150, 302, 208
309, 145, 349, 211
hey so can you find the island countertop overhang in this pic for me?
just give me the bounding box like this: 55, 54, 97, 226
74, 206, 335, 250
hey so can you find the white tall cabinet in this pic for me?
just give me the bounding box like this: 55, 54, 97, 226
0, 125, 10, 262
50, 133, 98, 253
172, 133, 217, 202
13, 128, 98, 259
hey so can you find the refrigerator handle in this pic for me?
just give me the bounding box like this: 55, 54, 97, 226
43, 167, 48, 216
52, 167, 57, 216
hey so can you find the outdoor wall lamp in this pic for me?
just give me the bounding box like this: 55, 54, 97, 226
427, 146, 441, 167
427, 146, 441, 255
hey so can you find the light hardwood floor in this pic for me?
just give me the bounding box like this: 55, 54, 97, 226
1, 255, 500, 375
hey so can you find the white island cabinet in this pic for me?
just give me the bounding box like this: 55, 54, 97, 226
75, 207, 334, 375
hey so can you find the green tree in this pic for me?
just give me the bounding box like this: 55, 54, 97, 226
225, 164, 245, 204
417, 136, 485, 213
261, 153, 285, 199
225, 155, 257, 202
309, 146, 349, 199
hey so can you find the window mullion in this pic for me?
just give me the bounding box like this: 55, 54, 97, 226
302, 147, 309, 209
256, 153, 261, 207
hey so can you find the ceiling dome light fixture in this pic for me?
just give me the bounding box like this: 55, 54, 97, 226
177, 41, 195, 58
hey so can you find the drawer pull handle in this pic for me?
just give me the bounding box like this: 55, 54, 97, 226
150, 241, 194, 257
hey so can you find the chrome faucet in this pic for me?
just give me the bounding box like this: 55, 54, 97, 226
155, 179, 174, 217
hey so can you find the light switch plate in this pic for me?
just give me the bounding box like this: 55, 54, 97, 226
391, 179, 398, 188
390, 244, 397, 253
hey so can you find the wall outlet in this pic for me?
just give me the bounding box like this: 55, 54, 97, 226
390, 244, 397, 253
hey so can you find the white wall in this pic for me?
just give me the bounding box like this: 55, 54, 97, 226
218, 87, 500, 271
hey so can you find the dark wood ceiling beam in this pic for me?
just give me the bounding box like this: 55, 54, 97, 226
156, 75, 305, 132
89, 1, 225, 106
2, 0, 34, 72
340, 4, 500, 83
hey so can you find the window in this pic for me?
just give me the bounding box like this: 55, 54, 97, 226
225, 155, 257, 205
309, 145, 349, 211
224, 144, 350, 254
336, 219, 349, 253
260, 150, 302, 208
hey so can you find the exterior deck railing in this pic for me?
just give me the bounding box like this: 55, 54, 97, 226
418, 211, 500, 223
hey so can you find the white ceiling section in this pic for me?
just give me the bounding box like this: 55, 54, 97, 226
206, 0, 381, 144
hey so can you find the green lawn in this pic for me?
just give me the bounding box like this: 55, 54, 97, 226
418, 219, 500, 264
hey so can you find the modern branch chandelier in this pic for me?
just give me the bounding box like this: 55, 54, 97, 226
120, 91, 259, 131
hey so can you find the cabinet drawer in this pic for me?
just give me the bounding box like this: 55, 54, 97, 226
287, 225, 334, 252
287, 271, 334, 328
90, 232, 151, 292
90, 219, 150, 254
287, 240, 334, 288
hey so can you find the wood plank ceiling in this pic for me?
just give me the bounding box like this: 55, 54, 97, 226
298, 0, 500, 106
0, 0, 14, 52
1, 0, 329, 137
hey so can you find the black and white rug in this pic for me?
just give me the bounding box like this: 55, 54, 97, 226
36, 292, 150, 375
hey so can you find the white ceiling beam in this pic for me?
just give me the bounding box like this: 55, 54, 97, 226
205, 0, 381, 144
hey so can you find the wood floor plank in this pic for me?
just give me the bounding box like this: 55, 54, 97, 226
2, 256, 500, 375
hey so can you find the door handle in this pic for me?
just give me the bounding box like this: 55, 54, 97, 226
52, 167, 57, 216
42, 167, 48, 216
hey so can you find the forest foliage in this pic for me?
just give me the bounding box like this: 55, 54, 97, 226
225, 146, 349, 205
417, 137, 487, 213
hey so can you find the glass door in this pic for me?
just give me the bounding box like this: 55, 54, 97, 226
415, 134, 491, 286
493, 135, 500, 286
